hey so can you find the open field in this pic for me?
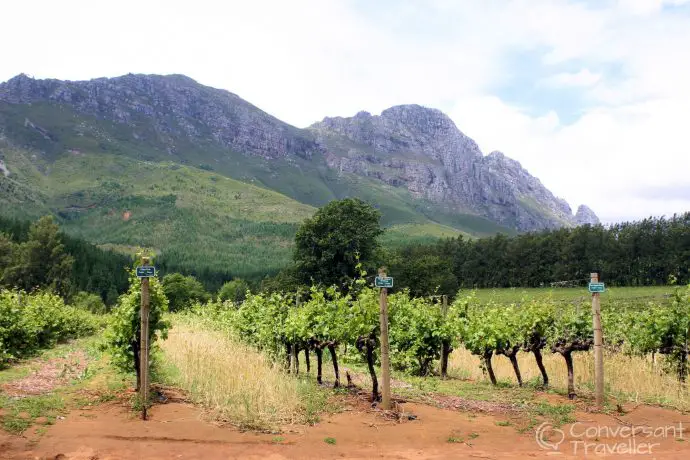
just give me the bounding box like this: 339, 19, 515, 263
471, 285, 673, 303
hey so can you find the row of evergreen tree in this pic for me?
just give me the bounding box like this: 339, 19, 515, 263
388, 213, 690, 293
2, 210, 687, 303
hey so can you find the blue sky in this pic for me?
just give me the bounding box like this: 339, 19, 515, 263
1, 0, 689, 223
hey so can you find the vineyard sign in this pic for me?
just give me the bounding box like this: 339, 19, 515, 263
588, 282, 605, 293
375, 276, 393, 288
136, 266, 156, 278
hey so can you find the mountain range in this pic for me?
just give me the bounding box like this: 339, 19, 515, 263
0, 73, 598, 279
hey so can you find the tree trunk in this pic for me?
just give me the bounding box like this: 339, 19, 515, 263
131, 340, 141, 391
562, 350, 576, 399
680, 349, 687, 383
441, 340, 451, 379
508, 352, 523, 387
366, 339, 379, 402
533, 348, 549, 387
328, 343, 340, 388
315, 347, 323, 384
293, 344, 300, 375
286, 343, 292, 373
483, 350, 497, 385
304, 347, 311, 373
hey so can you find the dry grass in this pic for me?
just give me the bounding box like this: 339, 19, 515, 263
448, 347, 690, 410
159, 318, 326, 430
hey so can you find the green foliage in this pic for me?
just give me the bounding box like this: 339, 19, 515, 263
0, 215, 129, 304
387, 248, 458, 297
622, 285, 690, 381
546, 304, 593, 352
218, 279, 250, 303
1, 216, 74, 297
389, 213, 690, 293
162, 273, 210, 312
0, 289, 99, 365
71, 291, 107, 314
104, 272, 170, 379
294, 198, 383, 287
388, 292, 443, 375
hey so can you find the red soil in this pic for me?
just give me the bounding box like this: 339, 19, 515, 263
2, 393, 690, 459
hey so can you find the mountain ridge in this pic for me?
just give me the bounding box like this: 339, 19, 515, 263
0, 73, 599, 239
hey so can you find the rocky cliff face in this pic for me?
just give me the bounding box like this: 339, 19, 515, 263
311, 105, 593, 230
0, 73, 320, 160
575, 205, 600, 225
0, 74, 598, 232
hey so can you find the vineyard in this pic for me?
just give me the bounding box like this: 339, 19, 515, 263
183, 271, 690, 406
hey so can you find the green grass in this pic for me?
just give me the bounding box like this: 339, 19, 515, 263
324, 437, 337, 445
470, 286, 672, 304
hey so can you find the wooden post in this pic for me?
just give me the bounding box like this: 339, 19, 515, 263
591, 272, 604, 409
441, 295, 450, 379
292, 293, 300, 375
378, 268, 391, 410
140, 256, 151, 420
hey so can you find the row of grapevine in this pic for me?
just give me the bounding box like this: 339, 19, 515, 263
0, 289, 101, 366
190, 281, 690, 401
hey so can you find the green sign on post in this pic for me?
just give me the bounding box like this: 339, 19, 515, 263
588, 282, 605, 293
375, 276, 393, 288
136, 266, 156, 278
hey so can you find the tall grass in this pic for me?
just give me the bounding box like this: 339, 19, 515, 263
448, 347, 690, 410
159, 316, 327, 430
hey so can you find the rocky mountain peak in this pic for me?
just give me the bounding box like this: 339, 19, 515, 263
575, 205, 600, 225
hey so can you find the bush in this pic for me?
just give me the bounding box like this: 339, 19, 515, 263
0, 289, 99, 365
72, 291, 107, 314
218, 279, 250, 303
162, 273, 209, 312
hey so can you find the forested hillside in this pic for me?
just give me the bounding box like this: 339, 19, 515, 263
0, 215, 129, 303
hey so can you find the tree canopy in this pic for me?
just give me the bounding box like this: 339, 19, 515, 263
293, 198, 383, 287
218, 279, 250, 303
161, 273, 210, 312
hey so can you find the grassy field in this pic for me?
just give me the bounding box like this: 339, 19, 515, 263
470, 285, 672, 303
159, 316, 331, 430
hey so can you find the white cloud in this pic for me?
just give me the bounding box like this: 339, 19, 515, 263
541, 70, 602, 88
0, 0, 688, 223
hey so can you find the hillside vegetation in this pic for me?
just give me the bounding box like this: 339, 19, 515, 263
0, 144, 465, 284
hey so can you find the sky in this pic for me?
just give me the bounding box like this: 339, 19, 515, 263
1, 0, 689, 223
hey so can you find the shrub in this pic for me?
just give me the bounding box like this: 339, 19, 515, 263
0, 289, 99, 366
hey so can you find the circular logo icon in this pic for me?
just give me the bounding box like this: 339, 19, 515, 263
536, 422, 566, 452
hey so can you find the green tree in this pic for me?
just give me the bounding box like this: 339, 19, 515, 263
162, 273, 210, 312
72, 291, 107, 314
3, 216, 74, 296
294, 198, 382, 287
0, 232, 15, 285
218, 279, 250, 303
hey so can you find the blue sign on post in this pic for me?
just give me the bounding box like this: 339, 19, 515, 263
588, 282, 605, 293
136, 266, 156, 278
375, 276, 393, 288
